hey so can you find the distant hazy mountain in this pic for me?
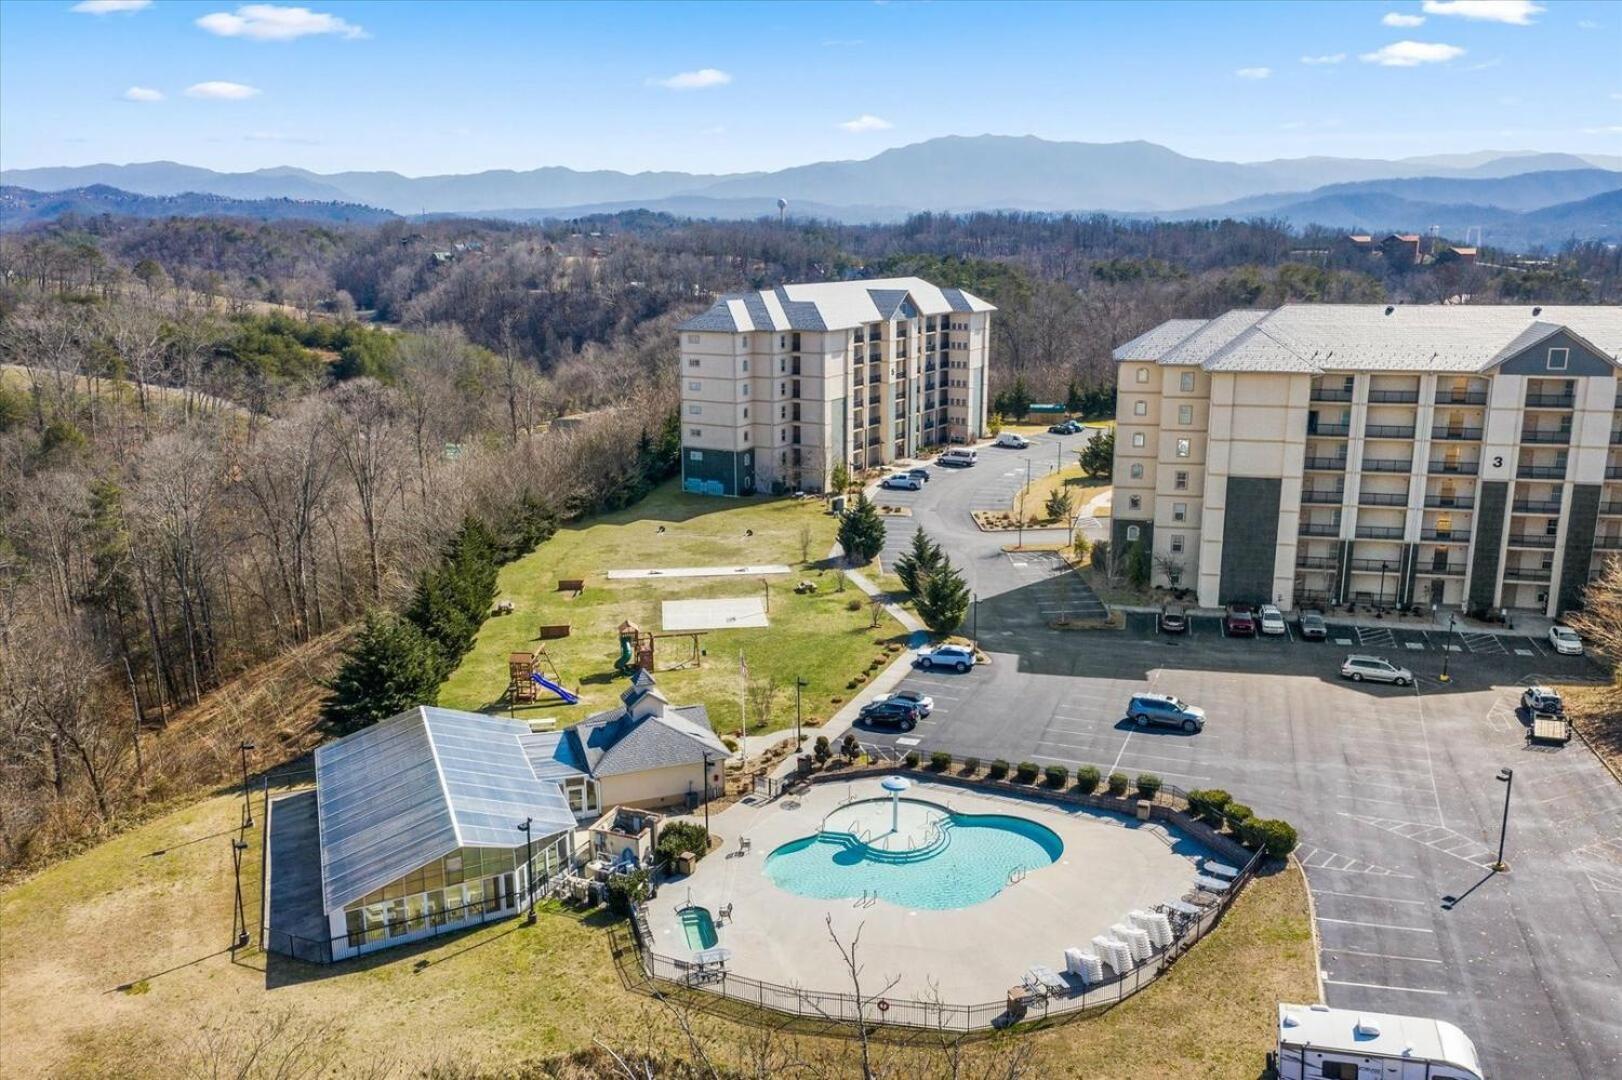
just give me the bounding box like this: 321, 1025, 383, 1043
8, 138, 1620, 218
1189, 169, 1622, 218
0, 184, 397, 230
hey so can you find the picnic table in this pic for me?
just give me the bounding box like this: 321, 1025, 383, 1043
1202, 861, 1240, 880
1193, 874, 1232, 893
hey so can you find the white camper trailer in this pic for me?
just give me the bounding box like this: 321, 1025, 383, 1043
1275, 1003, 1484, 1080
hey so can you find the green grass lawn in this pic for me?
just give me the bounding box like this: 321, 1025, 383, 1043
437, 481, 908, 736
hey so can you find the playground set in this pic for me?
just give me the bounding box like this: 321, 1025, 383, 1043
616, 620, 707, 676
508, 647, 580, 706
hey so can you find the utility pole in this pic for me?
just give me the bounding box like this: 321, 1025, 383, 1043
1493, 768, 1514, 872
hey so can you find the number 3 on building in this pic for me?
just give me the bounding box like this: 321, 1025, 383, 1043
1492, 455, 1504, 468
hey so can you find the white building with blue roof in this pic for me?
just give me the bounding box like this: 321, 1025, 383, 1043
677, 277, 995, 495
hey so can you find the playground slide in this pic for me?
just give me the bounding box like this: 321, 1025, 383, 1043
529, 672, 580, 705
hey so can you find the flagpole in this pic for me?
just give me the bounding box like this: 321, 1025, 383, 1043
739, 650, 748, 775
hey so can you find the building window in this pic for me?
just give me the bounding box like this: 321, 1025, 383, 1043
689, 428, 701, 436
741, 359, 749, 372
688, 450, 702, 461
687, 404, 702, 415
1134, 400, 1148, 416
742, 431, 749, 442
1545, 517, 1559, 536
1176, 438, 1191, 458
688, 381, 701, 391
1126, 525, 1141, 541
1174, 470, 1188, 490
687, 334, 700, 345
1136, 367, 1150, 384
741, 407, 748, 419
1132, 432, 1146, 448
740, 384, 749, 396
687, 359, 700, 368
1170, 535, 1184, 554
1547, 347, 1569, 371
1173, 502, 1187, 522
1180, 371, 1195, 392
1128, 495, 1141, 510
1130, 463, 1144, 479
1179, 405, 1193, 425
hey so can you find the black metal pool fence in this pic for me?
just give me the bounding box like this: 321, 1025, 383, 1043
629, 762, 1267, 1032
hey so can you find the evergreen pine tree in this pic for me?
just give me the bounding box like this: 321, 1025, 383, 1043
323, 610, 444, 734
916, 554, 971, 634
836, 492, 887, 565
893, 526, 944, 596
1078, 429, 1114, 479
1044, 486, 1074, 523
1065, 378, 1085, 415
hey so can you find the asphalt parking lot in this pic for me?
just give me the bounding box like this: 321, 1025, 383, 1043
850, 431, 1622, 1077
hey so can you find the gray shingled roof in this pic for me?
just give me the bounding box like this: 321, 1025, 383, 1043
678, 276, 995, 333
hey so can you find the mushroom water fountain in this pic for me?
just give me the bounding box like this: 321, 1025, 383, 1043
880, 774, 911, 837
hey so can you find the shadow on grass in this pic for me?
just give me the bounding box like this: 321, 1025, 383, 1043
145, 825, 242, 857
108, 946, 236, 994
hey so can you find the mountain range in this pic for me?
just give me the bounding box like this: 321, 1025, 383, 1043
4, 137, 1620, 249
0, 184, 397, 230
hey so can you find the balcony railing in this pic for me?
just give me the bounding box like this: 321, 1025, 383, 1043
1358, 492, 1408, 506
1349, 558, 1400, 573
1425, 495, 1475, 509
1430, 427, 1483, 441
1609, 465, 1622, 479
1507, 534, 1558, 549
1362, 458, 1414, 473
1356, 525, 1405, 540
1436, 390, 1488, 405
1365, 425, 1416, 439
1309, 424, 1351, 437
1520, 430, 1571, 445
1301, 490, 1344, 504
1417, 563, 1466, 576
1595, 535, 1622, 550
1525, 393, 1575, 408
1368, 389, 1420, 404
1310, 387, 1353, 402
1298, 523, 1340, 537
1295, 555, 1338, 569
1512, 499, 1561, 513
1518, 464, 1567, 479
1612, 430, 1622, 445
1304, 457, 1347, 471
1600, 503, 1622, 516
1429, 460, 1480, 475
1421, 529, 1470, 543
1503, 566, 1553, 582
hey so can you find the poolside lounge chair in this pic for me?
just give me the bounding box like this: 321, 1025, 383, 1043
1192, 873, 1232, 893
1201, 859, 1240, 880
739, 836, 752, 853
1029, 965, 1069, 996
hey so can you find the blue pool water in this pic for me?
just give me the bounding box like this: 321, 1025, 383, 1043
680, 905, 718, 950
764, 812, 1064, 910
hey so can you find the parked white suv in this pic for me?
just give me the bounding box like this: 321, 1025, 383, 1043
1340, 654, 1413, 686
938, 448, 978, 468
1258, 604, 1287, 635
915, 643, 976, 672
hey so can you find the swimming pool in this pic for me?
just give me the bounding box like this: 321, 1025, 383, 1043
764, 803, 1064, 910
679, 905, 717, 950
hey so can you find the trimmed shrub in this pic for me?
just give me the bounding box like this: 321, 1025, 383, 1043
1244, 818, 1299, 858
904, 750, 920, 768
960, 756, 981, 776
604, 869, 650, 915
1074, 765, 1101, 793
1135, 773, 1162, 800
1044, 764, 1070, 788
846, 597, 864, 611
655, 822, 710, 869
1015, 761, 1040, 784
813, 736, 831, 763
1186, 788, 1232, 826
721, 736, 739, 753
988, 758, 1010, 780
841, 733, 860, 761
1224, 803, 1254, 833
930, 751, 952, 772
1107, 771, 1130, 797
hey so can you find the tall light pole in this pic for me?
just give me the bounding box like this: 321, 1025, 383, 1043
701, 752, 712, 835
971, 591, 979, 645
231, 838, 250, 949
1378, 561, 1389, 617
1493, 768, 1514, 872
795, 676, 808, 747
1439, 613, 1457, 683
238, 741, 256, 829
517, 817, 536, 924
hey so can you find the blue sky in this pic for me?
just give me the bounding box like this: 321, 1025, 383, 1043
2, 0, 1619, 175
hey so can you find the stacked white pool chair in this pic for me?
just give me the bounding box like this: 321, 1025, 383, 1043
1130, 909, 1174, 949
1064, 947, 1104, 985
1113, 921, 1153, 962
1092, 933, 1134, 975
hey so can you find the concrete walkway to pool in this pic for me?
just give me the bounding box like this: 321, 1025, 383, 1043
647, 777, 1215, 1003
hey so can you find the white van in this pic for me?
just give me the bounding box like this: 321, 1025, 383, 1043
938, 448, 978, 468
994, 432, 1030, 449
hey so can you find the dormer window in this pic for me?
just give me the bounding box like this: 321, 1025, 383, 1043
1546, 348, 1568, 371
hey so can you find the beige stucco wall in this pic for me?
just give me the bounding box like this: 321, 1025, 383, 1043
599, 759, 724, 811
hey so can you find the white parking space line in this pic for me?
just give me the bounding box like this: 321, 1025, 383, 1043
1324, 979, 1448, 996
1320, 947, 1443, 964
1312, 888, 1428, 906
1108, 732, 1134, 774
1317, 917, 1433, 934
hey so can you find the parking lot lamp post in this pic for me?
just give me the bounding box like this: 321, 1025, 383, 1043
701, 752, 712, 834
1439, 613, 1457, 683
1378, 562, 1389, 616
238, 741, 256, 829
517, 817, 536, 923
971, 591, 979, 645
231, 838, 250, 949
795, 676, 807, 747
1493, 767, 1514, 872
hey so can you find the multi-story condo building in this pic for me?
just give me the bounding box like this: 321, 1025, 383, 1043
1110, 304, 1622, 619
676, 278, 994, 495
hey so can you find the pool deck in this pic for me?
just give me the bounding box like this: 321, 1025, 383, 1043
646, 777, 1214, 1003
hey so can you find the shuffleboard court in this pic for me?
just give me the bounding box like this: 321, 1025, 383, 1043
662, 596, 770, 631
606, 564, 792, 580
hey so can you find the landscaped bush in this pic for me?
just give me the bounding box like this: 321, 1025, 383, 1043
1135, 773, 1162, 800
846, 597, 863, 611
1015, 761, 1040, 784
1075, 765, 1101, 793
814, 735, 831, 763
1186, 788, 1232, 826
721, 736, 739, 753
604, 869, 650, 915
1107, 771, 1130, 797
904, 750, 920, 768
1241, 818, 1299, 858
841, 733, 860, 761
930, 751, 952, 771
988, 758, 1010, 780
1044, 764, 1069, 788
655, 822, 710, 869
1224, 803, 1254, 833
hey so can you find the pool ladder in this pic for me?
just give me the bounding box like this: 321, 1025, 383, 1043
1006, 867, 1027, 887
853, 889, 878, 909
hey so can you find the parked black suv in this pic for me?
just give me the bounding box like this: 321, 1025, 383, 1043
857, 699, 922, 731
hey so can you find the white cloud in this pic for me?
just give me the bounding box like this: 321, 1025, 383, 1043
71, 0, 152, 13
1583, 125, 1622, 135
196, 5, 367, 41
838, 114, 893, 132
1420, 1, 1544, 25
1300, 53, 1347, 64
122, 85, 164, 102
1360, 40, 1466, 66
1577, 20, 1600, 29
245, 131, 317, 143
185, 80, 262, 100
1235, 66, 1272, 79
652, 68, 732, 90
1382, 12, 1426, 26
821, 38, 865, 47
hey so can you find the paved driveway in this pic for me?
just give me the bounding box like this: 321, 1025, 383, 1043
851, 434, 1622, 1079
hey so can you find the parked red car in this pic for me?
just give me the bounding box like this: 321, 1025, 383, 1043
1224, 603, 1258, 636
